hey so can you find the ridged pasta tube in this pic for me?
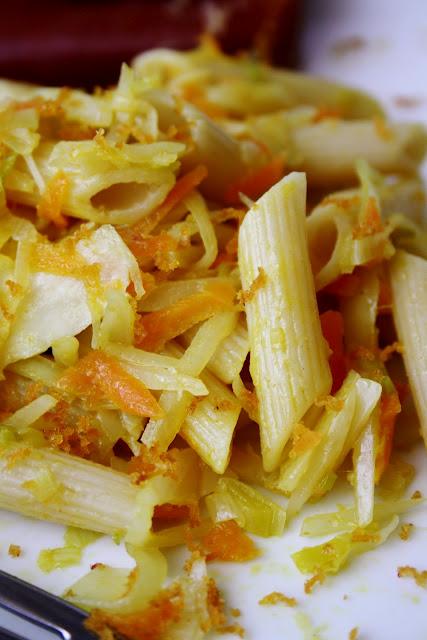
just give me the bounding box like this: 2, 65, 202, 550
238, 172, 332, 471
390, 250, 427, 446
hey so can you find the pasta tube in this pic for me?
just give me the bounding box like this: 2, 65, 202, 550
238, 172, 331, 471
181, 368, 241, 474
390, 250, 427, 445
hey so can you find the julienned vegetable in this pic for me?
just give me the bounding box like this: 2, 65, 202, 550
0, 39, 426, 640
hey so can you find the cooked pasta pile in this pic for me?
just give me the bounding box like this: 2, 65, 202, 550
0, 40, 426, 638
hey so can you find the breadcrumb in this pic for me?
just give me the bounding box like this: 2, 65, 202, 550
379, 341, 404, 363
397, 565, 427, 588
128, 445, 177, 484
304, 572, 325, 594
230, 608, 241, 618
8, 544, 22, 558
411, 490, 422, 499
237, 267, 267, 304
219, 623, 245, 638
202, 520, 259, 562
289, 423, 322, 459
349, 627, 359, 640
314, 395, 344, 411
399, 523, 414, 541
258, 591, 297, 607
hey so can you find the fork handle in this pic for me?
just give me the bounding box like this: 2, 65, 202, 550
0, 570, 95, 640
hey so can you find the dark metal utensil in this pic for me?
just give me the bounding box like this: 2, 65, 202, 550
0, 569, 95, 639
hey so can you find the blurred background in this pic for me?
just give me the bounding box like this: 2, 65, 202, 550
0, 0, 301, 87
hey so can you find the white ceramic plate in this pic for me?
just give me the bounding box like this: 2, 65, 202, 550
1, 1, 427, 638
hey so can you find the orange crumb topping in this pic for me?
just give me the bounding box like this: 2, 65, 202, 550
43, 406, 100, 459
219, 623, 245, 638
399, 523, 414, 541
36, 171, 69, 229
304, 572, 325, 594
237, 267, 267, 304
128, 445, 177, 484
85, 584, 183, 640
397, 565, 427, 588
202, 520, 259, 563
351, 529, 380, 543
259, 591, 297, 607
379, 341, 404, 363
123, 231, 180, 272
314, 395, 344, 411
5, 447, 32, 470
58, 350, 162, 418
289, 423, 322, 459
8, 544, 21, 558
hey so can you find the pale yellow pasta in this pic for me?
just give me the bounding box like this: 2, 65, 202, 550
341, 270, 379, 351
238, 172, 332, 471
182, 368, 241, 473
390, 250, 427, 445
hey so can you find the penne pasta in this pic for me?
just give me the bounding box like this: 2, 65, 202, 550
238, 172, 331, 471
390, 250, 427, 445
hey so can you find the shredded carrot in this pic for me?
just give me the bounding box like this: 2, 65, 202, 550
375, 391, 401, 480
127, 165, 208, 238
202, 520, 259, 562
225, 156, 285, 205
58, 350, 163, 418
320, 310, 347, 393
135, 281, 235, 352
36, 171, 69, 229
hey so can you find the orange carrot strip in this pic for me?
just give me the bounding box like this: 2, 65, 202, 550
375, 391, 401, 480
203, 520, 259, 562
36, 171, 69, 229
131, 164, 208, 237
320, 310, 347, 393
224, 156, 285, 205
59, 350, 162, 418
135, 281, 235, 352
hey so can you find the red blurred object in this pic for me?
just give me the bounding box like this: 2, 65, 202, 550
0, 0, 301, 88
